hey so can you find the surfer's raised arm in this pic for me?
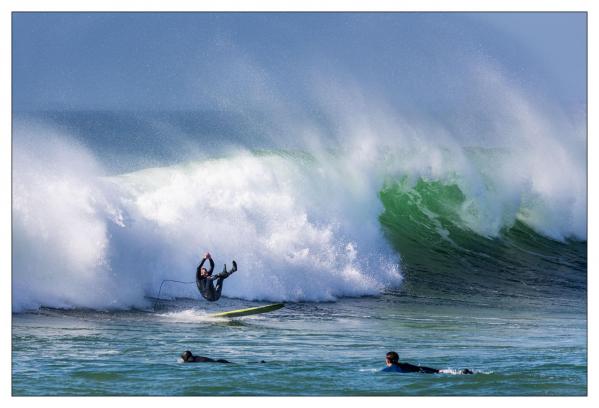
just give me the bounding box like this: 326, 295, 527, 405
197, 253, 215, 275
196, 253, 215, 285
206, 257, 214, 274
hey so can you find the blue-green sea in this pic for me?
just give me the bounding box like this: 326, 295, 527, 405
12, 109, 587, 395
12, 17, 588, 392
13, 290, 586, 396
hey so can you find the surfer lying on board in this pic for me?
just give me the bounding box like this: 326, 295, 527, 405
180, 350, 231, 364
180, 351, 267, 364
196, 252, 237, 302
382, 351, 473, 374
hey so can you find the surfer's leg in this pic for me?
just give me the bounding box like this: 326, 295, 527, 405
204, 280, 218, 301
222, 261, 237, 277
419, 366, 440, 374
214, 277, 225, 299
221, 263, 229, 277
205, 264, 236, 300
214, 263, 236, 279
197, 279, 212, 300
194, 356, 215, 363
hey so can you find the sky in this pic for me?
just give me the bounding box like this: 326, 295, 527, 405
12, 12, 587, 112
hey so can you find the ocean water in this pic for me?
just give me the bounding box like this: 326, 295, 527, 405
12, 292, 586, 396
11, 105, 587, 395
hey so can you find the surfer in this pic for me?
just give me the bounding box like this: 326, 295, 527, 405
180, 350, 231, 364
196, 252, 237, 302
382, 351, 473, 374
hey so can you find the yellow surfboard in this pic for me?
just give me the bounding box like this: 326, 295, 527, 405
210, 303, 285, 318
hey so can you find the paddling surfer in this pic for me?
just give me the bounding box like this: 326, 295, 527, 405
196, 252, 237, 302
382, 351, 473, 374
180, 350, 231, 364
180, 350, 266, 364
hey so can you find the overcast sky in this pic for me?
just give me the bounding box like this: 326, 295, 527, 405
12, 12, 586, 112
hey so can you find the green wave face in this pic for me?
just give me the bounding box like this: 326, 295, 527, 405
378, 178, 586, 307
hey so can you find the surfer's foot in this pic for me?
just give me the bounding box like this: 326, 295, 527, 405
231, 260, 237, 272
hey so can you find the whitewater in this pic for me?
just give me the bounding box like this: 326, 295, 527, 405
12, 62, 586, 311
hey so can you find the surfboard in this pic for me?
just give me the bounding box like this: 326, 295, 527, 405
210, 303, 285, 318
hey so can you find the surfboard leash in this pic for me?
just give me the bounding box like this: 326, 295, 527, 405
153, 279, 196, 310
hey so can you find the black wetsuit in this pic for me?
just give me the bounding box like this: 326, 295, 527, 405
382, 362, 440, 373
196, 258, 232, 302
382, 363, 473, 374
185, 355, 231, 364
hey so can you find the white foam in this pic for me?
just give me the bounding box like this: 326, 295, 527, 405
438, 368, 492, 375
310, 61, 586, 241
157, 309, 226, 323
12, 123, 402, 311
12, 60, 586, 311
12, 122, 145, 311
110, 151, 402, 303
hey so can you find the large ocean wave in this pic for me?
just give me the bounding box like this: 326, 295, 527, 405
12, 63, 586, 312
13, 123, 403, 311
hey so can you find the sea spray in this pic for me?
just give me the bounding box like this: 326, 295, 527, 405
109, 151, 402, 303
12, 62, 585, 311
12, 123, 132, 310
12, 124, 402, 311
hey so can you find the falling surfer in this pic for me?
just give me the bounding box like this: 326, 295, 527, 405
196, 252, 237, 301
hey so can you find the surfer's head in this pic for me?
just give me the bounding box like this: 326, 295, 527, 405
386, 351, 399, 366
200, 267, 209, 277
181, 350, 193, 362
